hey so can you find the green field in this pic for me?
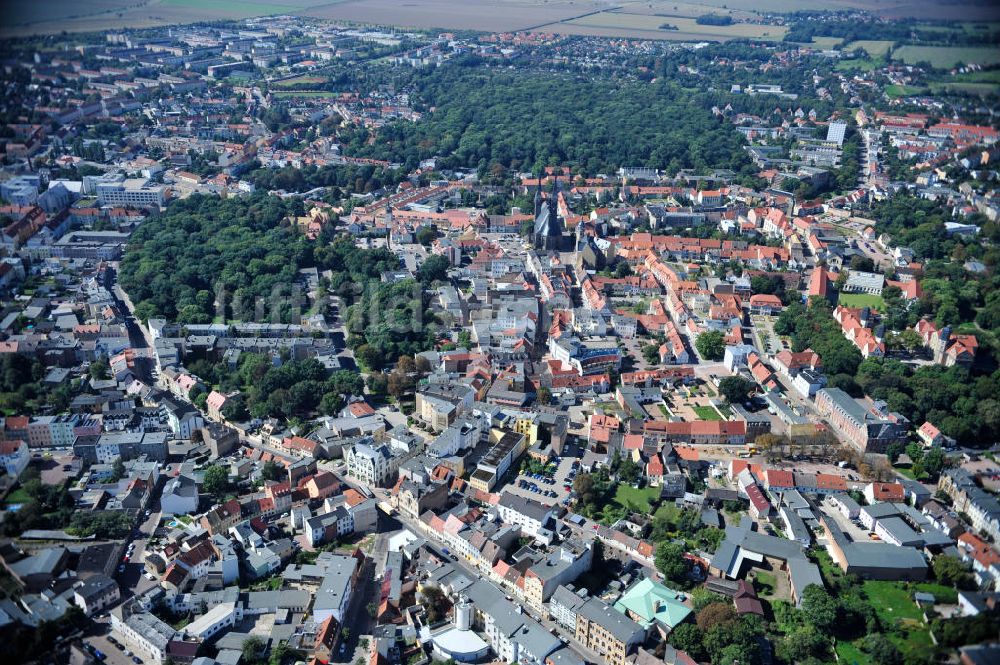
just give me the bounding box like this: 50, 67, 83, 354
564, 11, 788, 41
835, 58, 879, 72
272, 91, 338, 98
809, 36, 843, 49
693, 405, 723, 421
843, 40, 894, 57
614, 484, 661, 512
885, 84, 926, 98
929, 81, 1000, 97
838, 293, 885, 311
273, 75, 329, 88
895, 45, 1000, 68
836, 640, 873, 665
4, 488, 31, 504
862, 580, 935, 659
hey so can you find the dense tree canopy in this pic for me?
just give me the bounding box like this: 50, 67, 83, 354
120, 194, 308, 323
341, 62, 754, 176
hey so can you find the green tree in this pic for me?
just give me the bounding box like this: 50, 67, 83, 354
419, 254, 450, 285
800, 585, 839, 633
654, 541, 690, 586
109, 457, 126, 482
416, 226, 437, 246
641, 343, 660, 365
422, 586, 452, 623
779, 625, 829, 662
717, 375, 752, 404
861, 633, 901, 665
261, 460, 283, 482
667, 623, 705, 660
695, 602, 737, 632
536, 387, 552, 406
202, 465, 230, 500
695, 330, 725, 361
932, 555, 973, 589
89, 358, 109, 380
242, 636, 264, 662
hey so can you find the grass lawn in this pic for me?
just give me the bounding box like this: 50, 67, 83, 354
754, 570, 777, 596
862, 580, 925, 623
893, 465, 925, 481
4, 488, 31, 503
693, 405, 723, 421
654, 502, 682, 523
894, 45, 1000, 68
838, 293, 885, 311
273, 75, 328, 87
843, 40, 894, 57
614, 484, 661, 512
885, 84, 926, 98
836, 640, 873, 665
929, 81, 1000, 96
835, 57, 878, 72
914, 582, 958, 604
658, 404, 672, 418
272, 90, 337, 98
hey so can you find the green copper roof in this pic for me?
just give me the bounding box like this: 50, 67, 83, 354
613, 578, 692, 629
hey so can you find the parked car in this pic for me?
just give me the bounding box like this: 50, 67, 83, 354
132, 657, 143, 664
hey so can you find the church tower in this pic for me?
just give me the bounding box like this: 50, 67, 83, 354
533, 174, 565, 252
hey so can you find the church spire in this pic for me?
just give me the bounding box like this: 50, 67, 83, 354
534, 174, 542, 219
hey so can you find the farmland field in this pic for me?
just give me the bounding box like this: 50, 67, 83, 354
0, 0, 336, 36
301, 0, 608, 32
835, 58, 879, 72
809, 36, 843, 49
885, 83, 926, 97
929, 81, 1000, 97
842, 40, 894, 57
894, 45, 1000, 68
557, 12, 788, 42
671, 0, 1000, 20
6, 0, 999, 36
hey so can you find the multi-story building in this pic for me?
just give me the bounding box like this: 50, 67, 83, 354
111, 605, 177, 663
73, 574, 120, 615
469, 429, 527, 492
522, 539, 592, 611
939, 469, 1000, 544
0, 439, 30, 477
344, 440, 398, 487
814, 388, 908, 453
95, 177, 167, 209
309, 554, 361, 625
575, 596, 646, 665
496, 492, 555, 540
548, 336, 622, 376
463, 579, 561, 665
25, 414, 99, 448
73, 431, 170, 464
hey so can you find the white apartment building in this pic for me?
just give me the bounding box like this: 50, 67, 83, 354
344, 441, 398, 487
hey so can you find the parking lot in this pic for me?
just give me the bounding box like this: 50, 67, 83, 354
817, 496, 873, 543
499, 455, 581, 507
